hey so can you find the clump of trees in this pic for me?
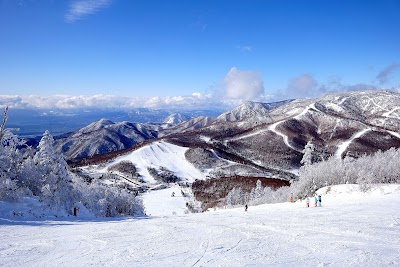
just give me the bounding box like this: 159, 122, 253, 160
226, 180, 290, 208
108, 160, 140, 179
185, 148, 215, 169
293, 147, 400, 199
0, 107, 143, 217
147, 166, 180, 183
225, 146, 400, 209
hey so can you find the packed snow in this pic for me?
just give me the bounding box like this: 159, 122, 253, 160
1, 184, 399, 267
142, 184, 193, 217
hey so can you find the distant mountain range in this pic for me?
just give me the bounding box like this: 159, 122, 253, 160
69, 90, 400, 181
7, 107, 225, 138
54, 119, 159, 160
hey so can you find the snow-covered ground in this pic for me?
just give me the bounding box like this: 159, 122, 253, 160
142, 184, 193, 216
1, 184, 400, 267
335, 128, 371, 159
99, 141, 206, 183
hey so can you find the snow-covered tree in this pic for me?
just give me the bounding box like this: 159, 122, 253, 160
74, 177, 144, 217
300, 141, 316, 166
249, 180, 265, 205
226, 187, 249, 207
0, 130, 27, 201
34, 130, 75, 212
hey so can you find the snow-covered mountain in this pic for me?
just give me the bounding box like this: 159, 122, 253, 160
158, 116, 216, 137
163, 90, 400, 176
75, 90, 400, 182
92, 90, 400, 182
216, 100, 292, 123
54, 119, 159, 160
163, 113, 188, 124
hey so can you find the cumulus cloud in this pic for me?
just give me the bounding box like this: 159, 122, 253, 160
286, 74, 318, 98
65, 0, 112, 23
223, 67, 264, 101
376, 63, 400, 84
271, 74, 386, 101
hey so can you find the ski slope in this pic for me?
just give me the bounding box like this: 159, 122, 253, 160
268, 121, 298, 151
99, 141, 206, 183
1, 184, 400, 267
335, 128, 371, 159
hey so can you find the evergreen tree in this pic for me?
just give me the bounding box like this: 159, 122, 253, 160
34, 130, 75, 212
300, 141, 316, 166
0, 129, 26, 201
249, 179, 265, 205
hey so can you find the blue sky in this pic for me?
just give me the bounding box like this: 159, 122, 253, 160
1, 0, 399, 109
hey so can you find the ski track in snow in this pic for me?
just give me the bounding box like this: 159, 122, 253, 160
227, 104, 315, 147
335, 128, 371, 159
383, 107, 400, 119
1, 184, 400, 267
293, 103, 316, 120
226, 120, 298, 152
268, 121, 298, 151
389, 131, 400, 139
226, 104, 318, 152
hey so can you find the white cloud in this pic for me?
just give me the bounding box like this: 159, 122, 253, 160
270, 74, 390, 102
286, 74, 318, 98
236, 45, 253, 53
65, 0, 112, 23
0, 93, 229, 110
223, 67, 265, 101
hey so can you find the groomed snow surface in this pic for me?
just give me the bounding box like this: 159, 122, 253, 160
1, 184, 400, 267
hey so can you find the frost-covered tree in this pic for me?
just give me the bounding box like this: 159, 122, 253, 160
0, 130, 27, 201
74, 177, 144, 217
226, 187, 248, 207
300, 141, 316, 166
249, 180, 265, 205
34, 130, 75, 212
292, 147, 400, 197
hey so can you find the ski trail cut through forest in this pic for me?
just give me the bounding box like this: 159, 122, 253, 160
335, 128, 371, 159
268, 121, 298, 151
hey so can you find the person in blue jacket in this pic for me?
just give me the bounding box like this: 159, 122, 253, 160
318, 195, 322, 207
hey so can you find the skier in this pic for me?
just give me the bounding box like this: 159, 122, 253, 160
171, 192, 175, 197
318, 195, 322, 207
306, 197, 310, 208
314, 196, 318, 207
290, 193, 293, 203
245, 204, 248, 212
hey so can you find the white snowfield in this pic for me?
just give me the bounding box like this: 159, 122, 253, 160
1, 184, 400, 267
100, 141, 206, 183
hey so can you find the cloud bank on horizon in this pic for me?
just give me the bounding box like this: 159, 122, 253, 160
1, 63, 399, 110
